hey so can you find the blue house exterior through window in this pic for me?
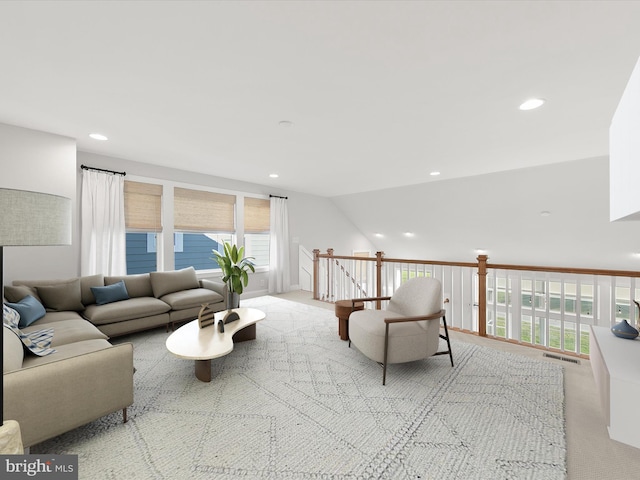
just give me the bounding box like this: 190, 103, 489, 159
126, 233, 157, 274
126, 233, 223, 274
175, 233, 221, 270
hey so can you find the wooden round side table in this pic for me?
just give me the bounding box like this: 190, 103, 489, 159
334, 300, 364, 341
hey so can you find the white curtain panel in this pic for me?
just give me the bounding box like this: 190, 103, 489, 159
268, 197, 291, 294
80, 170, 127, 276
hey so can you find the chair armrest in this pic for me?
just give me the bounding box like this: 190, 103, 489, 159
200, 278, 227, 297
384, 309, 446, 324
350, 296, 392, 306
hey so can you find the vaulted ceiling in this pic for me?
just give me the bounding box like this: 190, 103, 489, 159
1, 1, 640, 198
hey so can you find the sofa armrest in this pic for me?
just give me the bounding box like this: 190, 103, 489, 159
3, 343, 134, 448
200, 279, 228, 308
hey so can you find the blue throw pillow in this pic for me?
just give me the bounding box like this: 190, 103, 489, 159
91, 280, 130, 306
6, 295, 46, 328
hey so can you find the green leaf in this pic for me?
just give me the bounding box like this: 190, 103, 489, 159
212, 242, 253, 295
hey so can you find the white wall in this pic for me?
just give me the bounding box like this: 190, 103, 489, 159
0, 123, 78, 284
77, 151, 374, 290
610, 56, 640, 221
333, 156, 640, 271
8, 121, 631, 287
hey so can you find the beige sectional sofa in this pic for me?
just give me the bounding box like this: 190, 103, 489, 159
3, 322, 134, 448
6, 266, 227, 337
2, 267, 227, 448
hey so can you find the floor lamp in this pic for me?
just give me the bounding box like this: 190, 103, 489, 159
0, 188, 72, 452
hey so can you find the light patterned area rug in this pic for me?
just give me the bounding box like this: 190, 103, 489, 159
33, 296, 566, 479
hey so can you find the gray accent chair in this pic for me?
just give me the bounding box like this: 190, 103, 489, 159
348, 277, 453, 385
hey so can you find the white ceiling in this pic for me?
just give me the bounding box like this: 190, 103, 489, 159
1, 1, 640, 197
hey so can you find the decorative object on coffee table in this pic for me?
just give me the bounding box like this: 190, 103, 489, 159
197, 303, 215, 329
211, 242, 255, 323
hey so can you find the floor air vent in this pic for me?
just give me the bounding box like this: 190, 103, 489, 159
543, 353, 580, 364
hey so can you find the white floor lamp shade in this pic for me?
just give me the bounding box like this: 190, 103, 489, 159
0, 188, 72, 428
0, 188, 72, 246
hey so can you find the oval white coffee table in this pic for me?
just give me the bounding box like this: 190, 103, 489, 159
166, 307, 265, 382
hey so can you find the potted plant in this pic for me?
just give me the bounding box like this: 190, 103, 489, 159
211, 242, 255, 325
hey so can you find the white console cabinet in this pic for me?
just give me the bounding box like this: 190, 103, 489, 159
590, 325, 640, 449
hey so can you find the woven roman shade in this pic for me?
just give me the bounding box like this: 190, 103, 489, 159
244, 197, 270, 233
124, 181, 163, 232
174, 187, 235, 232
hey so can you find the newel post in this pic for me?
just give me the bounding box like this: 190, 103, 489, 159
376, 251, 384, 310
477, 254, 488, 337
312, 249, 320, 300
327, 248, 334, 302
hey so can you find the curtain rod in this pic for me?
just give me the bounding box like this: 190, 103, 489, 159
80, 164, 126, 176
269, 194, 288, 200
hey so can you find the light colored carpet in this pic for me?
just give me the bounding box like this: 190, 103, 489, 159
33, 296, 566, 479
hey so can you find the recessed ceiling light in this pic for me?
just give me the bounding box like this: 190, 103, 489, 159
475, 248, 487, 254
374, 233, 384, 238
278, 120, 293, 127
519, 98, 545, 111
404, 232, 415, 237
89, 133, 108, 141
430, 171, 441, 176
540, 210, 551, 217
269, 173, 279, 178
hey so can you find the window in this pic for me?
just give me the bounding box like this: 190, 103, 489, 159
244, 197, 270, 267
124, 181, 267, 274
173, 187, 236, 271
124, 181, 163, 274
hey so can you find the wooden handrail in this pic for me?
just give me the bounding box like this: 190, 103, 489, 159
380, 257, 478, 268
315, 250, 640, 278
487, 262, 640, 278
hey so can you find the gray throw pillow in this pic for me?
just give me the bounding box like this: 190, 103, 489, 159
150, 267, 199, 298
36, 279, 85, 311
4, 285, 41, 304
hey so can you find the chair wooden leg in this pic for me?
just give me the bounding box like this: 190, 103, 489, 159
123, 408, 128, 424
383, 323, 390, 385
442, 315, 454, 367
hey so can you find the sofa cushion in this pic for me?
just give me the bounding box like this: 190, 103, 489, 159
21, 338, 113, 369
22, 319, 108, 346
160, 288, 224, 311
6, 295, 46, 328
105, 274, 153, 298
36, 279, 84, 311
80, 274, 105, 306
4, 285, 41, 304
3, 325, 24, 372
150, 267, 199, 298
91, 280, 130, 306
83, 297, 171, 326
32, 310, 85, 326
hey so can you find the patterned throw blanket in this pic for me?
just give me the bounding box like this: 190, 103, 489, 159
3, 304, 56, 356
